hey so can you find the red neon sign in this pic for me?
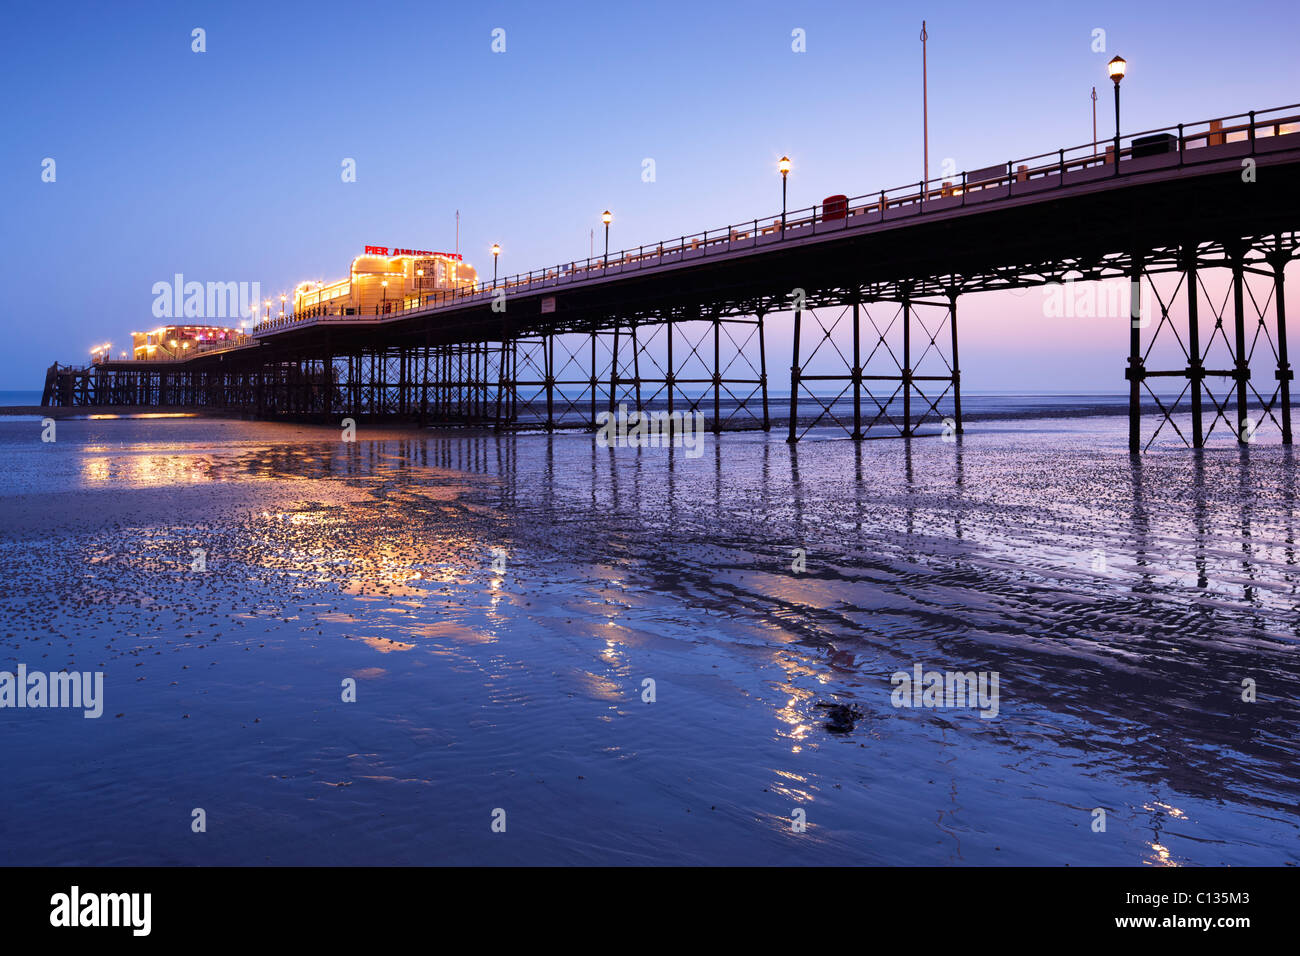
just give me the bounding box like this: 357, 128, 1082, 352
364, 245, 463, 261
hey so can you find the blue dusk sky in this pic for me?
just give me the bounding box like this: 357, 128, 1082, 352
1, 0, 1297, 390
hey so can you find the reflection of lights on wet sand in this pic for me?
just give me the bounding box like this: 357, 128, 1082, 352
1149, 801, 1186, 820
83, 455, 210, 484
1142, 801, 1185, 866
86, 413, 197, 420
775, 693, 814, 753
1147, 842, 1175, 866
285, 512, 326, 526
601, 635, 622, 667
356, 636, 415, 653
412, 621, 496, 645
765, 651, 822, 810
417, 565, 462, 585
578, 670, 623, 703
772, 651, 822, 754
768, 768, 813, 803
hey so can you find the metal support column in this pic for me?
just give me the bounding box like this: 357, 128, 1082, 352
1274, 251, 1293, 445
609, 315, 620, 416
851, 299, 862, 439
1127, 252, 1144, 453
545, 331, 555, 430
495, 324, 508, 430
666, 317, 675, 440
1232, 251, 1249, 444
1185, 248, 1204, 448
590, 328, 598, 428
420, 339, 429, 426
712, 310, 721, 434
949, 291, 963, 434
631, 319, 642, 414
787, 306, 802, 443
902, 292, 912, 437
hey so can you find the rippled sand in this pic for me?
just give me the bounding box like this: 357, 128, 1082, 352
0, 416, 1296, 865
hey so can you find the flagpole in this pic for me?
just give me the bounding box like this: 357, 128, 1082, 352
1091, 86, 1098, 158
921, 20, 929, 187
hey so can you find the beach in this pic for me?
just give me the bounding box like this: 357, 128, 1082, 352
0, 411, 1296, 865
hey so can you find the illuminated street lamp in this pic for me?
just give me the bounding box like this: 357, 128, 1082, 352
491, 243, 500, 286
601, 211, 612, 270
778, 156, 792, 234
1107, 55, 1126, 175
264, 298, 271, 320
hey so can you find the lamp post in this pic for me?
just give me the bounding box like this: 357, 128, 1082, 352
381, 279, 388, 312
601, 211, 612, 270
778, 156, 791, 234
264, 299, 271, 321
491, 243, 500, 286
280, 293, 287, 320
1107, 55, 1126, 175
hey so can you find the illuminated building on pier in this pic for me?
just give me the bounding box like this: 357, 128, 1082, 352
129, 325, 244, 361
293, 246, 478, 317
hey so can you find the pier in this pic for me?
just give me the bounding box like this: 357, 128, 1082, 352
44, 105, 1300, 450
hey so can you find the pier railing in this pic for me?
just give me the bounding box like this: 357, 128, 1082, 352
251, 103, 1300, 337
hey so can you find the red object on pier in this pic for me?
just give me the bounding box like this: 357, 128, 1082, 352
822, 195, 848, 221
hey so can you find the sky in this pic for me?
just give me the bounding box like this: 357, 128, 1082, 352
2, 0, 1297, 391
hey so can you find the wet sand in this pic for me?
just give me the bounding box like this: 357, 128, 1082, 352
0, 415, 1296, 865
